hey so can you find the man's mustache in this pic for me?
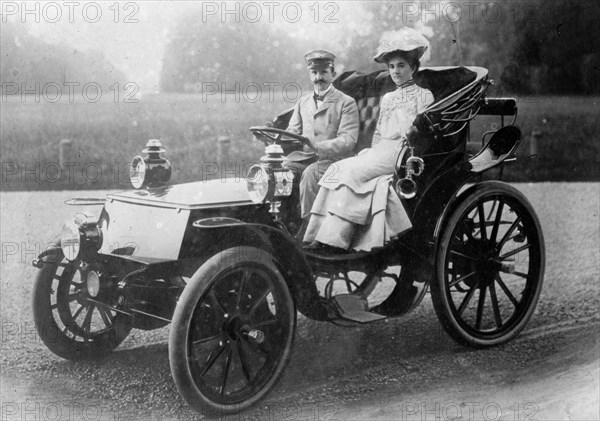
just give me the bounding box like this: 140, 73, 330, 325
313, 80, 326, 84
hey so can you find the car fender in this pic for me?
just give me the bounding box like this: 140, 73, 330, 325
192, 218, 334, 321
32, 235, 62, 267
432, 180, 509, 251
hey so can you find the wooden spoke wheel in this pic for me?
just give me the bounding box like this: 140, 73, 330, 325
169, 246, 295, 414
431, 182, 545, 347
32, 252, 131, 360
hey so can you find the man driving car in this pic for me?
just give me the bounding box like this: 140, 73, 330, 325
285, 50, 360, 231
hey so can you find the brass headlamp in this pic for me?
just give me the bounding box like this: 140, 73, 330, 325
246, 144, 294, 212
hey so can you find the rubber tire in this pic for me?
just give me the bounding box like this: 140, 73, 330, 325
431, 181, 545, 348
169, 246, 296, 415
32, 249, 132, 360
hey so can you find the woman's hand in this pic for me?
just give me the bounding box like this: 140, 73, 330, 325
406, 125, 419, 143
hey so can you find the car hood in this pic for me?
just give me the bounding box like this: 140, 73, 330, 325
106, 178, 253, 210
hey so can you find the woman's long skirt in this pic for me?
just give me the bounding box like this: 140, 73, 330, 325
303, 139, 412, 251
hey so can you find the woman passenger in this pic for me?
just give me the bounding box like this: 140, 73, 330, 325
303, 28, 434, 252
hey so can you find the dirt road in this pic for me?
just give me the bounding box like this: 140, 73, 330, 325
1, 183, 598, 420
2, 305, 598, 420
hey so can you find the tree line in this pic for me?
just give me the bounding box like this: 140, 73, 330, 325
161, 0, 599, 95
0, 21, 126, 96
2, 1, 597, 96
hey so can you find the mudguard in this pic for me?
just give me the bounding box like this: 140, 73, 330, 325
32, 235, 62, 267
432, 181, 503, 251
192, 218, 334, 321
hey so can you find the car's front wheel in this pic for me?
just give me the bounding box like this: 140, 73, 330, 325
32, 249, 132, 360
169, 246, 296, 414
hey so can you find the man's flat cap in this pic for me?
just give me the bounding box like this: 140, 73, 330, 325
305, 50, 336, 69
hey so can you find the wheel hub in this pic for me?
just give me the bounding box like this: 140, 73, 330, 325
478, 248, 500, 287
458, 239, 500, 288
223, 314, 265, 344
86, 270, 101, 297
223, 313, 242, 340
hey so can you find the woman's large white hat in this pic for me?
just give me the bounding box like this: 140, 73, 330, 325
373, 28, 431, 63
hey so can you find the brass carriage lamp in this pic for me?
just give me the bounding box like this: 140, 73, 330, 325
246, 144, 294, 214
130, 139, 172, 189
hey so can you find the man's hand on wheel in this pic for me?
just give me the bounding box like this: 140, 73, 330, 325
304, 142, 318, 153
253, 122, 275, 143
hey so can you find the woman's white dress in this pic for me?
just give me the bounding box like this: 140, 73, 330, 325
303, 83, 433, 251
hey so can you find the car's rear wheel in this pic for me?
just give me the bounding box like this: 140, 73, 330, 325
431, 182, 545, 347
169, 246, 296, 414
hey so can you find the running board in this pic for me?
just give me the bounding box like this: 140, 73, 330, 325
332, 294, 386, 323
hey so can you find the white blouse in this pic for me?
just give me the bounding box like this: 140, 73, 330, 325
372, 84, 434, 146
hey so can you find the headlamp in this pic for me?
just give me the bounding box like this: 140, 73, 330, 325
60, 221, 81, 261
246, 166, 293, 204
60, 212, 102, 261
245, 144, 294, 204
246, 165, 270, 203
130, 139, 171, 189
130, 155, 146, 189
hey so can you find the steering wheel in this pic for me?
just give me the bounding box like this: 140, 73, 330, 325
249, 126, 310, 147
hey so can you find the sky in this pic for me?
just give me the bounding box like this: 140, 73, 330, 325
5, 1, 378, 92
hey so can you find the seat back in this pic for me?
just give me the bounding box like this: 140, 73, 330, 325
333, 70, 396, 153
353, 95, 384, 152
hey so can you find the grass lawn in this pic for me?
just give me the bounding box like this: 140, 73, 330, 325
470, 96, 600, 182
1, 94, 598, 190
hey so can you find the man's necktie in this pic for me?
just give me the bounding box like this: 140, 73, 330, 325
314, 93, 325, 107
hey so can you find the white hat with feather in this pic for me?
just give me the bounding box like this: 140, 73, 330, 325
373, 28, 431, 63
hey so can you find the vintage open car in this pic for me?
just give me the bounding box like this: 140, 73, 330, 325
32, 66, 545, 414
